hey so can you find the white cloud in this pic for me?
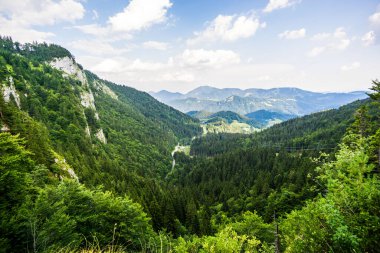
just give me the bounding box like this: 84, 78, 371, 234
91, 59, 126, 73
128, 59, 166, 71
82, 48, 242, 90
143, 41, 168, 50
308, 47, 325, 57
75, 0, 173, 41
311, 33, 330, 41
362, 31, 376, 46
188, 14, 264, 45
341, 62, 360, 71
88, 56, 194, 85
263, 0, 300, 13
0, 0, 84, 42
92, 10, 99, 20
82, 53, 298, 92
74, 24, 134, 42
279, 28, 306, 39
161, 72, 195, 82
74, 24, 108, 36
179, 49, 241, 68
369, 11, 380, 27
92, 58, 166, 73
332, 27, 350, 50
0, 0, 84, 26
308, 27, 351, 57
335, 39, 350, 50
257, 75, 272, 81
89, 49, 240, 76
108, 0, 172, 32
0, 16, 55, 43
69, 40, 132, 56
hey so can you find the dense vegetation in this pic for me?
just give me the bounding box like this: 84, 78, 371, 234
204, 111, 251, 124
245, 109, 296, 123
0, 36, 202, 240
1, 37, 379, 252
188, 110, 297, 130
190, 99, 369, 157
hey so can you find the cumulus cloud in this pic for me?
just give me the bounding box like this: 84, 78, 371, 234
90, 49, 240, 77
88, 56, 194, 84
331, 28, 351, 50
143, 41, 168, 50
311, 33, 330, 41
82, 48, 242, 89
69, 40, 132, 56
161, 72, 195, 82
179, 49, 241, 68
187, 14, 265, 45
369, 11, 380, 27
91, 58, 126, 73
74, 24, 107, 36
82, 53, 298, 92
75, 0, 173, 41
127, 59, 166, 71
341, 62, 360, 71
0, 0, 84, 42
263, 0, 300, 13
308, 47, 325, 57
0, 0, 84, 26
92, 58, 166, 73
308, 27, 351, 57
108, 0, 172, 32
362, 31, 376, 46
0, 16, 55, 42
279, 28, 306, 39
74, 24, 137, 43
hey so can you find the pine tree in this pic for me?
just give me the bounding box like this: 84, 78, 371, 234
368, 80, 380, 101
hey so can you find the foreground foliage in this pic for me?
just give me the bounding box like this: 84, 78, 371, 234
282, 137, 380, 252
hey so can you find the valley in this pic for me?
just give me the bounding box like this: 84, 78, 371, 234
171, 143, 190, 170
151, 87, 367, 133
0, 38, 379, 253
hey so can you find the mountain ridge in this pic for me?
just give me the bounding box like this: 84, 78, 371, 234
187, 109, 297, 130
0, 37, 202, 231
150, 86, 367, 116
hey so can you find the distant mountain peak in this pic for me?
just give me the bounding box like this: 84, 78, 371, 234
150, 85, 368, 116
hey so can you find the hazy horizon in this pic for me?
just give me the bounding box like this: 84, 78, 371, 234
1, 0, 379, 93
149, 84, 370, 94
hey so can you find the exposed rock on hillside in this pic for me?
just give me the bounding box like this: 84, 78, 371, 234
2, 76, 20, 109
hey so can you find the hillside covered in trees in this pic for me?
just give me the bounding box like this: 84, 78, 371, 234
1, 38, 380, 252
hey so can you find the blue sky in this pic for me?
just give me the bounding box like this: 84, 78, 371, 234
0, 0, 379, 93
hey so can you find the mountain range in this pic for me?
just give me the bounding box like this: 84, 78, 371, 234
150, 86, 367, 116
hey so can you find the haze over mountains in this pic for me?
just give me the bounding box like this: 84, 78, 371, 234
150, 86, 367, 116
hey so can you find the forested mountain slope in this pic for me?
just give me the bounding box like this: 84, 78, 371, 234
190, 99, 371, 157
187, 110, 298, 134
1, 36, 379, 253
0, 37, 202, 242
0, 37, 200, 180
167, 97, 379, 224
164, 93, 380, 252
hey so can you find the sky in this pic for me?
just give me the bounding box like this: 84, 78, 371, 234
0, 0, 379, 93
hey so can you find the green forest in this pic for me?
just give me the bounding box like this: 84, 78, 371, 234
1, 37, 380, 252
